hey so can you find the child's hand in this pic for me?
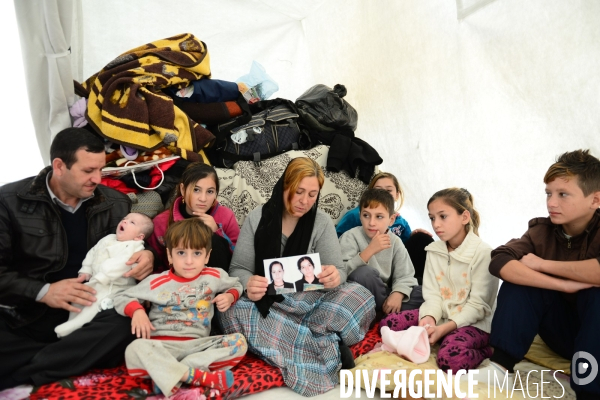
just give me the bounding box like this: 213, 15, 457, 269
79, 273, 92, 282
427, 321, 457, 345
131, 309, 155, 339
212, 293, 235, 312
367, 231, 391, 255
418, 315, 436, 337
559, 279, 596, 293
382, 292, 404, 314
427, 325, 445, 345
519, 253, 545, 271
193, 212, 218, 233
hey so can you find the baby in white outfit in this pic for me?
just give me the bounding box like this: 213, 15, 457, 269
55, 212, 154, 337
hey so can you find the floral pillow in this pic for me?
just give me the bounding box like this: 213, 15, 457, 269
216, 145, 370, 227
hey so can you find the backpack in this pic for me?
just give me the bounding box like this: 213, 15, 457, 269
295, 84, 358, 132
206, 99, 310, 167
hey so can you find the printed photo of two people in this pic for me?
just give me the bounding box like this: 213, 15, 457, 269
263, 253, 324, 295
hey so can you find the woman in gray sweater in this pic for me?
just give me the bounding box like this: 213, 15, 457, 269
219, 157, 375, 397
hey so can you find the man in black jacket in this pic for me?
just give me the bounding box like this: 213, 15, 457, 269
0, 128, 154, 389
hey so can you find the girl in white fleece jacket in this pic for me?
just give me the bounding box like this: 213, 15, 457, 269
380, 188, 499, 372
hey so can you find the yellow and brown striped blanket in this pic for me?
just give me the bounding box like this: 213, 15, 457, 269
83, 33, 213, 162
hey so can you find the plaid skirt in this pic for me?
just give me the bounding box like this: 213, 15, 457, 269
219, 282, 375, 396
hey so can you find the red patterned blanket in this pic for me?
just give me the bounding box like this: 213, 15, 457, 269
25, 325, 381, 400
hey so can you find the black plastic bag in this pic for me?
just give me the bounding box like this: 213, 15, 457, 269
295, 84, 358, 132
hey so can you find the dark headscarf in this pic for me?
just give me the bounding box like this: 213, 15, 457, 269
253, 160, 320, 317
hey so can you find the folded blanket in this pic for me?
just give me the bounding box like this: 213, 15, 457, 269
83, 33, 213, 162
170, 96, 243, 125
112, 147, 173, 167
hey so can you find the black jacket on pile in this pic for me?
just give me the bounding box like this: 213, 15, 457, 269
0, 167, 131, 328
308, 129, 383, 184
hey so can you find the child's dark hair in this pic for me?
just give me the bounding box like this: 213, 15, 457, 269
170, 162, 219, 225
544, 149, 600, 196
368, 172, 404, 210
427, 188, 480, 236
269, 261, 284, 281
359, 189, 395, 216
164, 218, 212, 253
297, 256, 315, 271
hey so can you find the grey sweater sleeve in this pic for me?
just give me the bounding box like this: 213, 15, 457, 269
340, 228, 416, 298
389, 236, 417, 298
113, 274, 154, 316
228, 207, 262, 289
340, 227, 367, 277
214, 268, 244, 301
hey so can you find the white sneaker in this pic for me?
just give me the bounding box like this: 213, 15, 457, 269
470, 361, 514, 395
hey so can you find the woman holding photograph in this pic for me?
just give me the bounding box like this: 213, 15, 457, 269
295, 255, 318, 292
219, 157, 375, 396
266, 260, 295, 295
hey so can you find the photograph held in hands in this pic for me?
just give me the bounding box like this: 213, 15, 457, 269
263, 253, 324, 295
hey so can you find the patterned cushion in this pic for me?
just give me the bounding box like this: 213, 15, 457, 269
216, 145, 370, 227
128, 191, 164, 218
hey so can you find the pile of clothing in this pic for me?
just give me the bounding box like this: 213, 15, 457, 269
72, 33, 383, 210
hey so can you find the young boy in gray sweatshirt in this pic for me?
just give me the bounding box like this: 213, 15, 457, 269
340, 189, 421, 314
113, 218, 246, 397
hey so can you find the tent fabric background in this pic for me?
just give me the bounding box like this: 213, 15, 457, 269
10, 0, 600, 249
13, 0, 77, 166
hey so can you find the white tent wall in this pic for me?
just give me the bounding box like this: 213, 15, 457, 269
79, 0, 320, 100
304, 0, 600, 248
13, 0, 77, 166
7, 0, 600, 249
0, 2, 47, 183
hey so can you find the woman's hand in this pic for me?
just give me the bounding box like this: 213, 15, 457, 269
194, 212, 218, 232
131, 309, 155, 339
317, 265, 341, 288
246, 275, 268, 301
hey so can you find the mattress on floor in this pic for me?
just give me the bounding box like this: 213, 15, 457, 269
350, 334, 574, 400
21, 325, 381, 400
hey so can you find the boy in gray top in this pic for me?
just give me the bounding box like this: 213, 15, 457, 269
340, 189, 421, 314
113, 218, 246, 396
